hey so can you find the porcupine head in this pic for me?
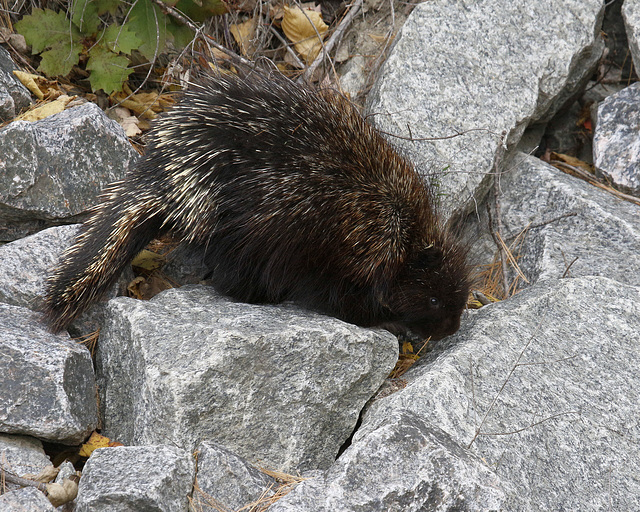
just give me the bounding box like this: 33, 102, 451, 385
43, 72, 470, 339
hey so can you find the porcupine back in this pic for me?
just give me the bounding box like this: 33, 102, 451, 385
44, 72, 470, 337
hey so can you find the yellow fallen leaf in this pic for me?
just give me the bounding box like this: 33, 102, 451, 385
131, 249, 166, 272
16, 95, 74, 122
230, 18, 258, 57
13, 70, 44, 99
79, 432, 111, 456
282, 6, 328, 64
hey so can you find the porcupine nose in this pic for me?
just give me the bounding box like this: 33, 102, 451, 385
418, 313, 462, 341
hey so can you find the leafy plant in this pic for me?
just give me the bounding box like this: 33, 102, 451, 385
15, 0, 226, 94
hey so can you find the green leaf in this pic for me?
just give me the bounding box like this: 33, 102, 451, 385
98, 0, 121, 14
71, 0, 100, 34
128, 0, 167, 61
167, 17, 195, 50
71, 0, 121, 34
87, 45, 134, 93
103, 23, 144, 54
15, 8, 81, 55
38, 40, 82, 76
174, 0, 227, 21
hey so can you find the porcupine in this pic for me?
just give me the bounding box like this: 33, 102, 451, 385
44, 71, 470, 338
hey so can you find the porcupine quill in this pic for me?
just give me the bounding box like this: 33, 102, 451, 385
44, 71, 470, 339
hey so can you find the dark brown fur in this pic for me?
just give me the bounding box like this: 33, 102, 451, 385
44, 72, 470, 338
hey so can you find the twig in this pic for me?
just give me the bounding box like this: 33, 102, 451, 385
301, 0, 364, 82
496, 232, 529, 285
474, 410, 580, 438
561, 256, 579, 279
505, 212, 578, 241
1, 470, 48, 492
551, 160, 640, 207
365, 125, 506, 144
485, 202, 506, 296
147, 0, 253, 69
269, 26, 305, 68
468, 319, 542, 449
491, 132, 509, 296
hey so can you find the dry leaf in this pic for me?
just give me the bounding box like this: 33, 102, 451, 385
46, 478, 79, 507
282, 6, 328, 64
23, 466, 59, 483
16, 95, 74, 122
550, 152, 594, 173
79, 432, 123, 458
112, 90, 173, 119
131, 249, 166, 272
230, 17, 258, 56
271, 4, 285, 20
211, 48, 232, 61
120, 115, 141, 137
368, 33, 388, 43
111, 106, 142, 137
127, 276, 146, 299
127, 275, 173, 300
13, 70, 45, 99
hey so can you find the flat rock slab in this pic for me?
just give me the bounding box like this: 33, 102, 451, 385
367, 0, 604, 212
0, 304, 97, 445
362, 277, 640, 510
97, 286, 398, 472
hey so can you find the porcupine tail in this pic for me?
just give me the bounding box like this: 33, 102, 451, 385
43, 182, 163, 332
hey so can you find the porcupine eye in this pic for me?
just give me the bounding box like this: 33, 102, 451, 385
428, 297, 440, 308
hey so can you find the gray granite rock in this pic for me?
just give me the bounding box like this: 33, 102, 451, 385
0, 434, 53, 492
269, 410, 522, 511
0, 487, 55, 511
0, 222, 124, 336
76, 445, 194, 512
361, 277, 640, 511
192, 441, 276, 511
54, 460, 78, 512
592, 82, 640, 196
0, 102, 137, 241
367, 0, 604, 214
0, 224, 80, 310
0, 304, 97, 444
97, 286, 398, 471
470, 152, 640, 290
0, 46, 31, 122
623, 0, 640, 74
